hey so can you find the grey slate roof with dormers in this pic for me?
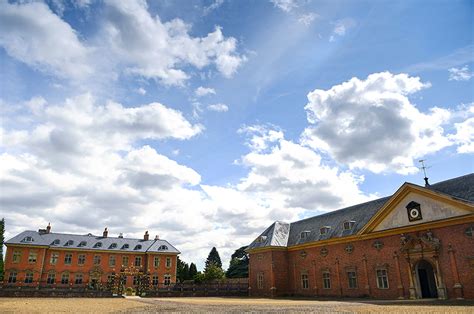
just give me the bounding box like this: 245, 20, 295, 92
6, 231, 180, 254
248, 173, 474, 250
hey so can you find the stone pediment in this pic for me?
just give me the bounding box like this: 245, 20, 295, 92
399, 231, 441, 254
360, 183, 474, 234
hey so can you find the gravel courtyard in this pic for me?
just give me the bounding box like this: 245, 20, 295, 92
0, 297, 473, 313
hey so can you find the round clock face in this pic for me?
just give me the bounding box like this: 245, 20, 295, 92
410, 208, 420, 219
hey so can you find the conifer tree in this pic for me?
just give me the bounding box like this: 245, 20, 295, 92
189, 263, 198, 279
226, 246, 249, 278
204, 247, 222, 271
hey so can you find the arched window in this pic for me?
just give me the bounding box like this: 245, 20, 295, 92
78, 241, 87, 247
121, 244, 130, 249
51, 239, 60, 246
109, 243, 117, 249
158, 245, 168, 251
64, 240, 74, 246
21, 236, 34, 243
134, 244, 142, 250
93, 242, 102, 248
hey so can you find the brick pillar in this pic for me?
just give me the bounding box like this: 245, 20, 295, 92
270, 258, 276, 298
362, 254, 370, 296
393, 252, 405, 299
433, 254, 447, 300
292, 262, 297, 295
335, 258, 342, 296
448, 244, 463, 299
312, 260, 319, 296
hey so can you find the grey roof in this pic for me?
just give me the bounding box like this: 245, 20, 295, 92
6, 231, 180, 254
248, 173, 474, 250
247, 221, 290, 250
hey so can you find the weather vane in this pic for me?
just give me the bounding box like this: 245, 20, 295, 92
418, 159, 431, 186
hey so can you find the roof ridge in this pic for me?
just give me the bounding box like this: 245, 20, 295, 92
429, 172, 474, 187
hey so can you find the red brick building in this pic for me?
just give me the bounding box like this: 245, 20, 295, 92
247, 174, 474, 299
4, 226, 179, 290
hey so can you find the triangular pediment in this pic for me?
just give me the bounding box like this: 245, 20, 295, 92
360, 183, 474, 234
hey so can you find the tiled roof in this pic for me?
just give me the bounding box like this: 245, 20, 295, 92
248, 173, 474, 250
6, 230, 180, 254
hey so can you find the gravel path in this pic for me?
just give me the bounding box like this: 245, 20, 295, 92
1, 297, 473, 313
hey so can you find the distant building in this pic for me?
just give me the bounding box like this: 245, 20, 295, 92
247, 174, 474, 299
3, 226, 179, 290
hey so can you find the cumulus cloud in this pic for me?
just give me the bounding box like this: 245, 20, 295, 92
0, 1, 92, 80
195, 86, 216, 97
302, 72, 455, 174
448, 65, 472, 81
207, 103, 229, 112
0, 1, 246, 86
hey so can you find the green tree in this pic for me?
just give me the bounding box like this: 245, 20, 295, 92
0, 218, 4, 281
204, 247, 222, 271
226, 246, 249, 278
189, 263, 198, 279
204, 263, 225, 281
176, 256, 190, 282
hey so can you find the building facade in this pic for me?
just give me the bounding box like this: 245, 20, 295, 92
247, 174, 474, 299
3, 226, 179, 290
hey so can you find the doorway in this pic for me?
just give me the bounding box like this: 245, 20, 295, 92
416, 260, 438, 298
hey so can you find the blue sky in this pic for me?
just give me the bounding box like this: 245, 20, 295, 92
0, 0, 473, 269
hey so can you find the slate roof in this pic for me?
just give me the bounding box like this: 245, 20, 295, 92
248, 173, 474, 250
6, 230, 180, 254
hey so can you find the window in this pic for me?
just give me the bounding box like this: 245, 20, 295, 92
257, 272, 264, 289
64, 253, 72, 265
12, 250, 21, 263
343, 221, 355, 230
158, 245, 168, 251
109, 255, 116, 267
301, 273, 309, 289
28, 251, 37, 263
134, 256, 142, 267
152, 275, 159, 286
64, 240, 74, 246
109, 243, 117, 249
320, 226, 331, 235
94, 242, 102, 248
121, 244, 129, 250
376, 269, 389, 289
78, 254, 86, 265
8, 272, 17, 283
78, 241, 87, 247
21, 236, 34, 243
166, 257, 172, 268
122, 256, 129, 267
47, 273, 55, 284
51, 239, 60, 245
24, 271, 34, 283
93, 255, 101, 265
465, 226, 473, 238
75, 274, 83, 285
300, 231, 311, 240
134, 244, 142, 250
61, 273, 69, 284
154, 256, 160, 267
50, 252, 59, 265
322, 271, 331, 289
164, 274, 171, 286
133, 276, 139, 286
347, 271, 357, 289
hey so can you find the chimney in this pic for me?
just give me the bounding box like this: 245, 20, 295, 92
424, 177, 430, 187
103, 227, 108, 238
154, 235, 159, 240
46, 222, 51, 233
144, 231, 149, 241
118, 233, 123, 238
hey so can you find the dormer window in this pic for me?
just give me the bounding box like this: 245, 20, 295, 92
51, 239, 60, 246
158, 245, 168, 251
21, 236, 34, 243
121, 244, 129, 250
64, 240, 74, 246
109, 243, 117, 249
343, 221, 356, 231
256, 235, 267, 243
78, 241, 87, 247
320, 226, 331, 235
93, 242, 102, 248
134, 244, 142, 250
300, 231, 311, 240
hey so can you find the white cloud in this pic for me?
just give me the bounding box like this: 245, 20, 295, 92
450, 117, 474, 153
329, 18, 355, 42
136, 87, 147, 95
0, 1, 93, 80
298, 13, 318, 26
195, 86, 216, 97
302, 72, 455, 174
271, 0, 298, 12
207, 103, 229, 112
238, 124, 284, 152
448, 65, 473, 81
203, 0, 224, 15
